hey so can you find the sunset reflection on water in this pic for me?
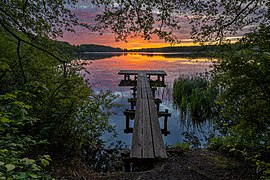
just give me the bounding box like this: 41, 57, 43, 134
82, 53, 211, 91
81, 52, 213, 147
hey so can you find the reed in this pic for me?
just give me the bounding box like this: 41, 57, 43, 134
173, 73, 217, 123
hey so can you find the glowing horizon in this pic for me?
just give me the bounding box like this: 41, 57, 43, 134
59, 3, 242, 50
59, 30, 200, 50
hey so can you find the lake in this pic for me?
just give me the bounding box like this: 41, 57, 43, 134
81, 52, 213, 148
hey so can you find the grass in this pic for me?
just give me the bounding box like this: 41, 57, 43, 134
172, 73, 217, 124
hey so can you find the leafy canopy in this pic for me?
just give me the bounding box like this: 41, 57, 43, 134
91, 0, 270, 43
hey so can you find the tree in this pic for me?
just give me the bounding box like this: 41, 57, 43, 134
209, 26, 270, 177
91, 0, 270, 44
0, 0, 87, 63
0, 1, 119, 178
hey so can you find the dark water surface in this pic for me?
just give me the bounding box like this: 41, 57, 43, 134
81, 52, 213, 148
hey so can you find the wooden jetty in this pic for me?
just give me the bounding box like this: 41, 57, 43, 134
119, 70, 167, 87
118, 70, 171, 160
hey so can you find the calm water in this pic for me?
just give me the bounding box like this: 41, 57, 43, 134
81, 52, 213, 148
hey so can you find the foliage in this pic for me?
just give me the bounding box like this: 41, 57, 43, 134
173, 73, 217, 123
75, 44, 122, 52
0, 0, 81, 39
91, 0, 184, 43
0, 91, 52, 179
91, 0, 270, 44
0, 25, 118, 178
171, 24, 270, 178
209, 26, 270, 178
186, 0, 270, 43
171, 142, 190, 150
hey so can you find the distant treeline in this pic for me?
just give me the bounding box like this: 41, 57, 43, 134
73, 44, 123, 52
59, 41, 222, 53
128, 45, 220, 53
56, 42, 225, 60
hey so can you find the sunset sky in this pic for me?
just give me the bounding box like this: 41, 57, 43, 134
59, 2, 241, 50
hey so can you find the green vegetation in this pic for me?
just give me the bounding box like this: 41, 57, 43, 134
173, 73, 217, 123
0, 29, 118, 178
173, 26, 270, 178
75, 44, 122, 52
129, 45, 220, 53
1, 0, 270, 179
0, 1, 119, 178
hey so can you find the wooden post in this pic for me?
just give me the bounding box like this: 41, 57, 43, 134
152, 87, 156, 98
131, 86, 137, 99
161, 75, 165, 84
156, 101, 160, 112
133, 92, 136, 99
125, 109, 130, 130
131, 101, 135, 110
164, 109, 168, 133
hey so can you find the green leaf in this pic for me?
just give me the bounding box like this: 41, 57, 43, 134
28, 173, 40, 179
0, 149, 8, 154
43, 155, 51, 161
31, 164, 41, 171
21, 157, 35, 165
5, 164, 15, 171
0, 93, 16, 100
14, 172, 26, 179
40, 159, 49, 167
0, 61, 10, 71
0, 117, 10, 123
0, 161, 4, 166
0, 172, 5, 180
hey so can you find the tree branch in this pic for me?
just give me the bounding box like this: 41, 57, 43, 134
219, 1, 255, 31
0, 20, 66, 63
17, 39, 27, 83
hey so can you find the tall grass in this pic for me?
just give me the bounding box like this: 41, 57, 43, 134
173, 73, 217, 123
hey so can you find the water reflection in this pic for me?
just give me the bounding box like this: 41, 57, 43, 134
78, 52, 207, 61
82, 53, 213, 147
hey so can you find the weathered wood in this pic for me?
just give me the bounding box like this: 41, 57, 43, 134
120, 70, 168, 159
128, 98, 162, 105
133, 73, 166, 159
148, 99, 167, 158
118, 70, 167, 76
130, 99, 143, 158
119, 80, 166, 87
124, 109, 171, 118
142, 98, 154, 158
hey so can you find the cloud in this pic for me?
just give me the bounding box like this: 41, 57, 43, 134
59, 3, 197, 49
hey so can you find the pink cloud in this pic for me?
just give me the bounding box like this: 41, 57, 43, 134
60, 4, 195, 49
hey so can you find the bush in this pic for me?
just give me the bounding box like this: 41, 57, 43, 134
0, 30, 118, 177
209, 26, 270, 178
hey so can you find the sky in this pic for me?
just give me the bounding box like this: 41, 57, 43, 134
59, 2, 242, 50
58, 2, 199, 49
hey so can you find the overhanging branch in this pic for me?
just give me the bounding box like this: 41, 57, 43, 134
0, 20, 66, 63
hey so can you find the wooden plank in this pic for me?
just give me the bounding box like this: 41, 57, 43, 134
136, 85, 142, 99
142, 98, 154, 158
136, 73, 143, 99
118, 70, 167, 76
148, 99, 167, 158
130, 99, 143, 158
146, 86, 154, 99
121, 70, 168, 159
